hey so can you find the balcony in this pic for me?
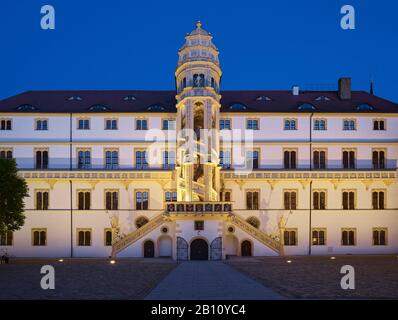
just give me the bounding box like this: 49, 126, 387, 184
165, 201, 232, 214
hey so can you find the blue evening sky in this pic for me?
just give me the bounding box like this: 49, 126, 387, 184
1, 0, 397, 102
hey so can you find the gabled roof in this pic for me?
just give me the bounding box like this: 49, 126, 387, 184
0, 90, 397, 114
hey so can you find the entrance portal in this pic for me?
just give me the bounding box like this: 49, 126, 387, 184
190, 239, 208, 260
144, 240, 155, 258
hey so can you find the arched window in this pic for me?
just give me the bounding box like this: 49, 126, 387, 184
246, 216, 260, 229
135, 216, 149, 229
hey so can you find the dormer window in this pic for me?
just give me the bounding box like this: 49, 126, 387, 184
314, 96, 331, 101
297, 103, 316, 111
228, 103, 247, 111
68, 96, 83, 101
123, 95, 136, 101
146, 104, 166, 111
16, 104, 38, 111
356, 104, 374, 111
89, 104, 110, 112
256, 96, 272, 102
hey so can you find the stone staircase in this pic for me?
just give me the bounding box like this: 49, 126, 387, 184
111, 213, 165, 258
227, 214, 282, 255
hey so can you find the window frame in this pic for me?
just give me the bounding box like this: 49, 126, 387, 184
313, 148, 327, 169
34, 148, 49, 169
32, 228, 47, 246
246, 118, 259, 130
0, 148, 13, 160
162, 118, 176, 130
371, 189, 386, 210
373, 118, 386, 131
0, 230, 13, 246
341, 228, 356, 246
284, 118, 298, 131
312, 189, 327, 210
104, 148, 119, 169
77, 189, 91, 210
77, 228, 92, 246
135, 118, 148, 130
135, 189, 149, 210
342, 118, 357, 131
283, 189, 298, 210
104, 189, 119, 210
104, 118, 118, 130
372, 227, 388, 246
220, 118, 232, 130
312, 228, 327, 246
135, 149, 148, 169
104, 228, 113, 246
342, 189, 356, 210
0, 118, 12, 131
34, 189, 50, 210
76, 148, 92, 169
245, 189, 260, 210
313, 118, 327, 131
77, 117, 90, 130
283, 228, 298, 246
34, 118, 49, 131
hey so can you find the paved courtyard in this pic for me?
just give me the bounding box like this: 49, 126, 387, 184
0, 258, 176, 300
226, 255, 398, 299
145, 261, 283, 300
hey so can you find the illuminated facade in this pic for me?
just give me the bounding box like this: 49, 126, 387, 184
1, 22, 397, 259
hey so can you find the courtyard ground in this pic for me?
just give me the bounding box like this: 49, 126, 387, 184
225, 255, 398, 299
0, 258, 176, 300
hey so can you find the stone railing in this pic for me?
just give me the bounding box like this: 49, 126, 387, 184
165, 201, 232, 214
228, 214, 282, 254
111, 213, 165, 257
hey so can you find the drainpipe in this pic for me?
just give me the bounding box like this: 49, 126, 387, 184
69, 113, 73, 257
309, 113, 314, 255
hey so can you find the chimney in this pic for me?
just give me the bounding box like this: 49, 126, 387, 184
292, 85, 300, 96
338, 77, 351, 100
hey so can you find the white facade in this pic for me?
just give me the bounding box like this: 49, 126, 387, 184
1, 22, 397, 259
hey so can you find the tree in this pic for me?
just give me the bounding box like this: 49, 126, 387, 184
0, 159, 28, 234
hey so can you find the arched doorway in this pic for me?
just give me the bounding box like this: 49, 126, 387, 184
241, 240, 252, 257
158, 236, 172, 257
143, 240, 155, 258
190, 239, 208, 260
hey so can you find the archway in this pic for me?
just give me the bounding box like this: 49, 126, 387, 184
190, 239, 208, 260
241, 240, 252, 257
143, 240, 155, 258
158, 236, 172, 257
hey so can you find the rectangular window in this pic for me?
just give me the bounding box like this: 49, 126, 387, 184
312, 229, 326, 246
372, 150, 385, 169
0, 149, 13, 159
136, 191, 149, 210
77, 190, 91, 210
343, 119, 356, 131
284, 150, 297, 169
105, 119, 118, 130
246, 119, 259, 130
220, 190, 231, 202
78, 119, 90, 130
220, 150, 231, 169
35, 149, 49, 169
165, 191, 177, 202
35, 190, 49, 210
313, 191, 326, 210
220, 119, 231, 130
373, 119, 385, 131
284, 119, 297, 130
136, 119, 148, 130
194, 220, 204, 231
163, 151, 175, 169
35, 119, 48, 131
104, 229, 112, 246
77, 229, 91, 246
0, 119, 12, 130
0, 231, 13, 246
162, 119, 175, 130
341, 228, 356, 246
342, 150, 355, 169
105, 190, 119, 210
372, 190, 385, 209
246, 191, 259, 210
284, 191, 297, 210
105, 149, 119, 169
342, 191, 355, 210
246, 150, 259, 169
314, 119, 327, 131
373, 228, 387, 246
77, 149, 91, 169
32, 229, 46, 246
136, 150, 148, 169
313, 150, 326, 169
284, 229, 297, 246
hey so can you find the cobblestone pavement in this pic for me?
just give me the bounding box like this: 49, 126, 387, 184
226, 255, 398, 299
145, 261, 284, 300
0, 258, 176, 300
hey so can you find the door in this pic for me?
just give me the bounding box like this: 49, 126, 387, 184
144, 240, 155, 258
190, 239, 208, 260
241, 240, 252, 257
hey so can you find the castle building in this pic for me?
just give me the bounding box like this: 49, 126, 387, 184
0, 22, 397, 259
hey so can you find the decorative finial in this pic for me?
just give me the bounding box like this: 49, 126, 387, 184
196, 20, 202, 29
370, 79, 374, 95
